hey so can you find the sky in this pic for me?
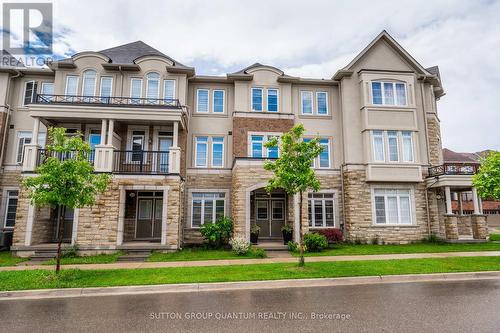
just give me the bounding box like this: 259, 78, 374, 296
3, 0, 500, 152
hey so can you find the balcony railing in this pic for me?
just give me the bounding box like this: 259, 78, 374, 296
35, 94, 182, 109
113, 150, 170, 174
36, 149, 96, 167
428, 163, 479, 177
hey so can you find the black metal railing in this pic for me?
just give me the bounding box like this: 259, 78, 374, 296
36, 149, 96, 167
113, 150, 170, 174
428, 163, 479, 177
35, 94, 182, 109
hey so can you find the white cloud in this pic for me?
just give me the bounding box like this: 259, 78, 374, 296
29, 0, 500, 151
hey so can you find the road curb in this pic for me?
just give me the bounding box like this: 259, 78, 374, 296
1, 271, 499, 301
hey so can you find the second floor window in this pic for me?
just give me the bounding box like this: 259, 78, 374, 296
195, 136, 209, 167
371, 81, 407, 106
16, 131, 46, 163
82, 70, 97, 96
301, 91, 329, 115
40, 82, 53, 101
250, 134, 279, 158
197, 89, 209, 113
267, 89, 278, 112
213, 90, 225, 113
304, 137, 331, 168
146, 73, 160, 103
100, 77, 113, 100
23, 81, 38, 105
317, 92, 328, 115
130, 78, 143, 104
211, 137, 224, 167
372, 130, 414, 163
251, 88, 263, 111
164, 80, 175, 102
195, 136, 225, 168
301, 91, 313, 114
65, 75, 79, 96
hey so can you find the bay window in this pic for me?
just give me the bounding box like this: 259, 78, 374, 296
401, 131, 414, 162
191, 192, 225, 227
373, 188, 413, 225
308, 193, 335, 228
387, 131, 399, 162
371, 81, 407, 106
371, 130, 414, 163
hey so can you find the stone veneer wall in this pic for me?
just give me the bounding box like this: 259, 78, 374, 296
342, 170, 429, 244
427, 116, 443, 166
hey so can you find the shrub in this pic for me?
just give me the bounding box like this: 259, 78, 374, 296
287, 241, 298, 252
304, 233, 328, 252
230, 237, 250, 255
61, 245, 79, 258
316, 228, 343, 244
252, 247, 267, 258
423, 234, 443, 244
250, 224, 261, 234
200, 216, 233, 248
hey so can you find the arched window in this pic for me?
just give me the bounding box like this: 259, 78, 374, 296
146, 72, 160, 103
81, 69, 97, 97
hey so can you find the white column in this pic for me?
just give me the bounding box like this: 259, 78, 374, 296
117, 187, 126, 246
445, 186, 452, 214
100, 119, 107, 145
161, 188, 169, 246
457, 191, 463, 215
24, 204, 35, 246
472, 187, 480, 214
32, 117, 40, 145
71, 208, 79, 245
172, 121, 179, 147
107, 119, 114, 146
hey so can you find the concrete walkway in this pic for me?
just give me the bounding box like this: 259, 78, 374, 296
1, 250, 499, 272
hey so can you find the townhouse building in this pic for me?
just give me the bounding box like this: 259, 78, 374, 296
0, 31, 489, 256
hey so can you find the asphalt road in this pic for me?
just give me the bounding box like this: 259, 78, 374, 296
1, 279, 499, 333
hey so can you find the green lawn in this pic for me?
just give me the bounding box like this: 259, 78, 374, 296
294, 241, 500, 257
42, 252, 124, 265
0, 256, 499, 291
0, 251, 28, 267
490, 234, 500, 241
148, 247, 266, 262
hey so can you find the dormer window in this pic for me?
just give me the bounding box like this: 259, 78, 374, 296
371, 81, 407, 106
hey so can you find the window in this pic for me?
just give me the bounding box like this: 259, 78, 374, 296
146, 73, 160, 103
213, 90, 225, 113
197, 89, 209, 113
301, 91, 313, 114
316, 92, 328, 115
23, 81, 38, 105
267, 89, 278, 112
191, 192, 225, 227
319, 138, 330, 168
130, 78, 142, 104
371, 130, 415, 163
65, 75, 78, 96
251, 88, 263, 111
308, 193, 335, 227
387, 131, 399, 162
195, 136, 208, 167
3, 190, 19, 228
401, 131, 414, 162
249, 134, 279, 158
81, 70, 97, 96
100, 77, 113, 101
131, 130, 145, 162
211, 137, 224, 167
16, 131, 46, 164
371, 81, 407, 106
373, 188, 413, 225
40, 82, 53, 97
163, 79, 175, 103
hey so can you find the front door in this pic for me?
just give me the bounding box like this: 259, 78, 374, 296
53, 207, 74, 242
135, 195, 162, 240
255, 199, 285, 238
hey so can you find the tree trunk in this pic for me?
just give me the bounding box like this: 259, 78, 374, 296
298, 190, 305, 267
55, 205, 66, 273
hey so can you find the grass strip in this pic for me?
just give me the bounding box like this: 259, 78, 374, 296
42, 251, 124, 265
0, 256, 499, 291
148, 247, 265, 262
0, 251, 28, 267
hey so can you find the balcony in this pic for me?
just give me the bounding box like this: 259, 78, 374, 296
113, 150, 170, 174
36, 149, 96, 167
35, 94, 182, 109
428, 163, 479, 177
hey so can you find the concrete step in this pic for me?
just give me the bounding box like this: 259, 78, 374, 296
253, 242, 289, 251
117, 250, 152, 262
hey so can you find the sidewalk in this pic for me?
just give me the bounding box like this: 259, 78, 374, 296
1, 250, 500, 272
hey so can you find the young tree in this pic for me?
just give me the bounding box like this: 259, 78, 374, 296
22, 127, 111, 272
472, 151, 500, 200
264, 124, 323, 266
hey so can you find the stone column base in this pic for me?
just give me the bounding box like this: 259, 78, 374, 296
443, 214, 459, 240
471, 214, 488, 240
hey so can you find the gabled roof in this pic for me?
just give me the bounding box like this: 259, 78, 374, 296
442, 148, 498, 164
333, 30, 432, 79
231, 62, 284, 75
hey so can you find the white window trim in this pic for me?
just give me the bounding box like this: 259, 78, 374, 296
371, 81, 408, 106
22, 80, 37, 106
99, 76, 113, 97
308, 190, 337, 228
145, 72, 161, 101
316, 91, 329, 115
163, 79, 176, 101
130, 78, 143, 100
386, 131, 400, 163
1, 187, 19, 229
248, 132, 282, 158
370, 186, 416, 226
196, 88, 209, 113
300, 90, 314, 115
81, 70, 97, 96
212, 89, 225, 113
372, 130, 416, 163
251, 87, 264, 112
194, 136, 209, 168
188, 189, 229, 228
65, 75, 79, 96
318, 138, 331, 169
401, 131, 414, 163
40, 82, 54, 96
210, 137, 225, 168
266, 88, 279, 112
